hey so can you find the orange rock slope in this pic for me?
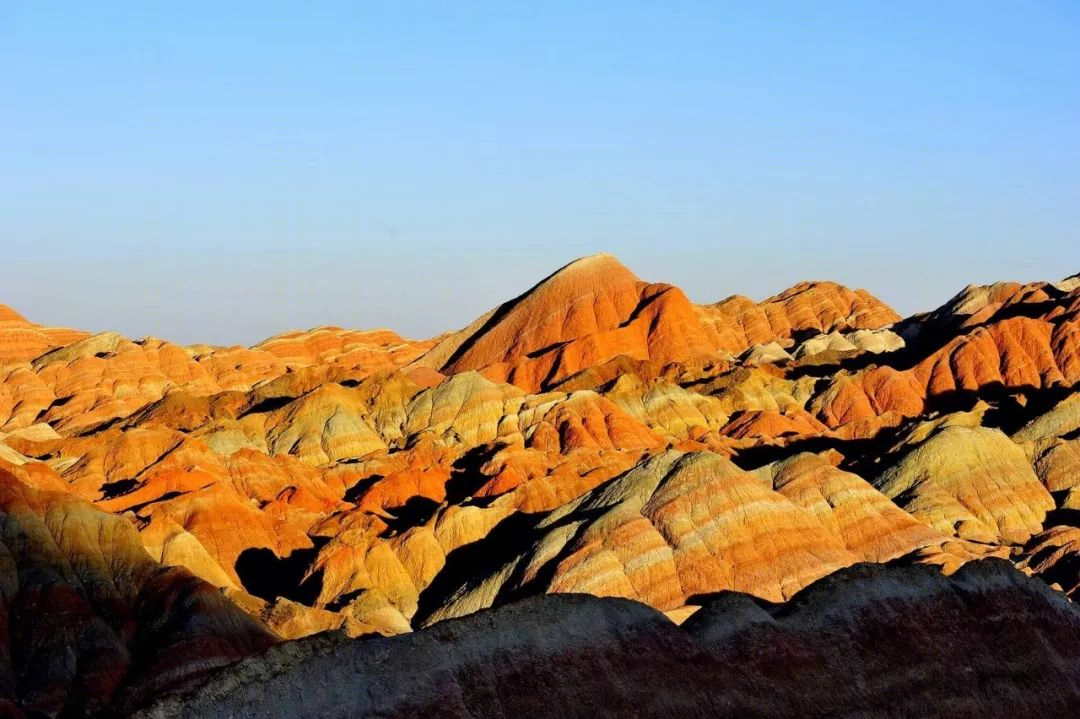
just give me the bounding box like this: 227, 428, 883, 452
410, 254, 898, 392
2, 255, 1080, 718
0, 467, 276, 717
0, 303, 87, 364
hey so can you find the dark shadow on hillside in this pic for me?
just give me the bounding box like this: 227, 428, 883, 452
33, 395, 72, 422
980, 383, 1076, 434
374, 444, 508, 538
381, 496, 441, 536
235, 537, 328, 605
525, 340, 568, 359
730, 381, 1078, 479
616, 289, 670, 330
100, 478, 139, 499
1022, 545, 1080, 599
920, 382, 1075, 435
729, 428, 910, 479
785, 298, 1069, 382
440, 300, 519, 369
412, 493, 618, 627
343, 474, 383, 503
445, 444, 503, 503
73, 412, 133, 437
128, 490, 189, 516
239, 394, 297, 417
1044, 506, 1080, 529
784, 349, 890, 380
412, 510, 544, 626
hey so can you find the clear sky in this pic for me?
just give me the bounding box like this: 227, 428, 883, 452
2, 1, 1077, 345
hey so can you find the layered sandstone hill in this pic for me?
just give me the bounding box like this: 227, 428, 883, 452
3, 256, 1080, 717
135, 560, 1080, 719
418, 450, 946, 626
0, 468, 276, 717
411, 254, 897, 392
808, 276, 1080, 432
0, 325, 434, 435
0, 304, 86, 365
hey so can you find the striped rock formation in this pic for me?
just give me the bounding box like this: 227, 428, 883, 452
412, 255, 898, 392
1, 257, 1080, 718
874, 425, 1054, 544
0, 304, 87, 365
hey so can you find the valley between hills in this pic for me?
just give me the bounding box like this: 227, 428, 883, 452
2, 254, 1080, 717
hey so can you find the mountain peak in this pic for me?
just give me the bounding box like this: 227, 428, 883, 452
1057, 274, 1080, 292
411, 253, 685, 389
556, 252, 621, 270
0, 304, 30, 325
533, 253, 639, 290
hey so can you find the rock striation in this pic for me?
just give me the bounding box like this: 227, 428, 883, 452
412, 255, 899, 392
1, 258, 1080, 718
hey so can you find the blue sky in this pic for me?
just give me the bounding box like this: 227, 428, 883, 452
2, 1, 1077, 344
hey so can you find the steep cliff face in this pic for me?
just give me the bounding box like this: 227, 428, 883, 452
134, 560, 1080, 719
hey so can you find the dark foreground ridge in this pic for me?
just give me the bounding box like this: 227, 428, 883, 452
0, 469, 278, 718
136, 558, 1080, 719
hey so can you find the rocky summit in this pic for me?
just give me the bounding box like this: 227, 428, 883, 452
3, 254, 1080, 717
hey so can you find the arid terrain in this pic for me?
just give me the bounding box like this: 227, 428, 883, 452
3, 254, 1080, 717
